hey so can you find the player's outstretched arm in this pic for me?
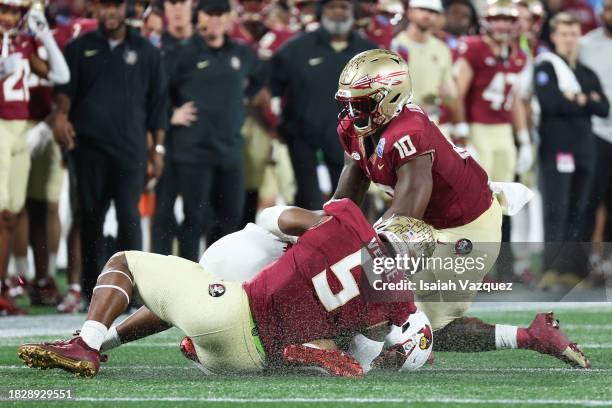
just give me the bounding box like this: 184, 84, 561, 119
259, 206, 326, 240
331, 152, 371, 205
383, 155, 433, 220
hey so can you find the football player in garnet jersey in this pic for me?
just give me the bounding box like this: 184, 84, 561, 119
453, 0, 533, 182
0, 0, 69, 315
332, 48, 589, 368
18, 198, 422, 377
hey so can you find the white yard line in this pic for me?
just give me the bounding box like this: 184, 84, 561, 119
1, 364, 612, 372
0, 396, 604, 406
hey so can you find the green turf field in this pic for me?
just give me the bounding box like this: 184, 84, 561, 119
1, 304, 611, 407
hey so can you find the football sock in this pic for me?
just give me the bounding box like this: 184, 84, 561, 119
48, 253, 57, 278
495, 324, 519, 349
14, 257, 29, 279
69, 283, 82, 293
80, 320, 108, 351
100, 326, 122, 352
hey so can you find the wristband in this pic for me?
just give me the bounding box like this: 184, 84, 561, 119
516, 129, 530, 145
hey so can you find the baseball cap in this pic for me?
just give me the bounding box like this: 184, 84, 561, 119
409, 0, 443, 13
198, 0, 231, 13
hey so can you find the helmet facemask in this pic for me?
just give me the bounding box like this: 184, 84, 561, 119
336, 89, 388, 137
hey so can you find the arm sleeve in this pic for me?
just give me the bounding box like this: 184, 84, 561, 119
441, 47, 458, 99
534, 62, 583, 116
53, 38, 78, 99
146, 47, 169, 132
584, 69, 610, 118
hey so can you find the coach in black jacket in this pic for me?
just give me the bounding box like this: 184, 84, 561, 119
270, 0, 375, 210
534, 13, 609, 285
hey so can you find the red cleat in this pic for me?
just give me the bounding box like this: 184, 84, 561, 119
30, 278, 61, 306
57, 289, 83, 314
179, 336, 199, 363
179, 336, 211, 375
523, 312, 591, 368
18, 337, 102, 378
0, 294, 27, 316
283, 344, 364, 377
6, 275, 31, 299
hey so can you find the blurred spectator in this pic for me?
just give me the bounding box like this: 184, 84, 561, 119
391, 0, 461, 135
534, 12, 609, 288
517, 0, 548, 58
0, 0, 69, 314
541, 0, 563, 46
141, 5, 163, 46
580, 0, 612, 243
443, 0, 480, 39
289, 0, 320, 32
52, 0, 167, 301
270, 0, 375, 209
153, 0, 263, 260
562, 0, 599, 34
354, 0, 397, 48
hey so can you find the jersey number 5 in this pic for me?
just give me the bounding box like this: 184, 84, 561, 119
312, 250, 361, 312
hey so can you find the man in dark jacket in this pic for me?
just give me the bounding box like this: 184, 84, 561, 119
534, 13, 609, 288
270, 0, 375, 209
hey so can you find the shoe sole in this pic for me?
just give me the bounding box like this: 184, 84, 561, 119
17, 345, 97, 378
560, 345, 591, 369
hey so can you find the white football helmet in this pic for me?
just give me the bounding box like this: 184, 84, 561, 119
384, 310, 433, 371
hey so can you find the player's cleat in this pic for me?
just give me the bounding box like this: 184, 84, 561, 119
179, 336, 211, 375
30, 278, 61, 306
283, 344, 364, 377
523, 312, 591, 368
0, 294, 27, 316
17, 337, 102, 378
6, 275, 31, 299
57, 289, 83, 313
180, 336, 198, 363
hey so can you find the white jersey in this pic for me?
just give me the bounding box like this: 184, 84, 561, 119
199, 223, 286, 282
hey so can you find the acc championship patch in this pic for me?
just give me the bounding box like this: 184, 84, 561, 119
208, 283, 226, 297
376, 138, 385, 158
536, 71, 549, 86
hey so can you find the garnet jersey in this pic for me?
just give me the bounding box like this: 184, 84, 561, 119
0, 34, 37, 120
457, 36, 527, 125
338, 105, 492, 229
361, 16, 394, 49
244, 198, 415, 362
28, 18, 98, 121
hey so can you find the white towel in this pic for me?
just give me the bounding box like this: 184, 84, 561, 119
489, 182, 535, 216
535, 52, 582, 94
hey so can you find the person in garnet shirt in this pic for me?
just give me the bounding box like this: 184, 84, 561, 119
0, 0, 69, 315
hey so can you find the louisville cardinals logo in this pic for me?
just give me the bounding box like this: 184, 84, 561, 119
351, 70, 407, 90
208, 283, 226, 298
418, 325, 433, 350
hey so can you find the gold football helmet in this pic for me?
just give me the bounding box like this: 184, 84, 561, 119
374, 215, 436, 260
335, 49, 413, 137
485, 0, 519, 19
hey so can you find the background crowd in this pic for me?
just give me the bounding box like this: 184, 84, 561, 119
0, 0, 610, 315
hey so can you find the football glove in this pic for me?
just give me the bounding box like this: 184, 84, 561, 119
283, 344, 364, 377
